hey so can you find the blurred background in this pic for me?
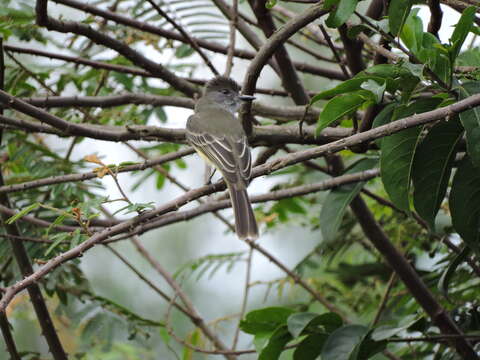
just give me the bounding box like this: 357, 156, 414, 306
0, 0, 474, 359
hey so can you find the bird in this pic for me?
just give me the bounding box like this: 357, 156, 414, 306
186, 76, 258, 240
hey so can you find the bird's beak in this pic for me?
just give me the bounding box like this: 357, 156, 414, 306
239, 95, 256, 101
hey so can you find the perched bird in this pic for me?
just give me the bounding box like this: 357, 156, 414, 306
186, 76, 258, 240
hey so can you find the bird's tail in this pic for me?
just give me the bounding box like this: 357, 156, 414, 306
228, 185, 258, 240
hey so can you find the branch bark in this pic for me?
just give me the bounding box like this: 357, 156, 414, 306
0, 36, 68, 360
35, 0, 199, 97
350, 196, 477, 359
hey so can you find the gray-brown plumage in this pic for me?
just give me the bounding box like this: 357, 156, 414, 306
186, 76, 258, 240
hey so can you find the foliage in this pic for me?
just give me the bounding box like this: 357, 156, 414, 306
1, 0, 480, 359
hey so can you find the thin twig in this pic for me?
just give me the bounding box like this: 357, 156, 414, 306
145, 0, 219, 75
130, 236, 236, 360
319, 25, 350, 78
232, 247, 253, 350
372, 272, 397, 326
224, 0, 238, 76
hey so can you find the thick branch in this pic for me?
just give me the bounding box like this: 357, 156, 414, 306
338, 24, 365, 75
2, 93, 480, 314
350, 196, 477, 359
0, 148, 194, 194
18, 93, 321, 122
248, 0, 309, 105
35, 0, 198, 97
242, 2, 328, 100
428, 0, 443, 37
47, 0, 344, 80
0, 313, 20, 360
0, 38, 68, 359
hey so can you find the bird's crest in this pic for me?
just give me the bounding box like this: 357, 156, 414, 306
205, 76, 241, 93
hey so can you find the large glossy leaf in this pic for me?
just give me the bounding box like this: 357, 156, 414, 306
259, 325, 292, 360
371, 315, 418, 341
293, 333, 328, 360
311, 76, 386, 103
438, 247, 471, 300
320, 158, 378, 243
380, 98, 442, 211
349, 330, 386, 360
321, 325, 369, 360
449, 157, 480, 253
316, 91, 369, 134
412, 119, 464, 230
388, 0, 413, 36
287, 312, 343, 338
400, 8, 423, 55
450, 6, 476, 60
240, 307, 295, 334
326, 0, 358, 28
287, 312, 318, 338
458, 82, 480, 167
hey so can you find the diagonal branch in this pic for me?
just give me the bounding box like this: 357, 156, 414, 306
35, 0, 198, 97
2, 93, 480, 314
0, 37, 68, 360
350, 196, 477, 359
242, 1, 328, 130
144, 0, 219, 75
248, 0, 310, 105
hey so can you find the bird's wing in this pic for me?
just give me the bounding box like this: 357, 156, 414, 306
186, 114, 251, 185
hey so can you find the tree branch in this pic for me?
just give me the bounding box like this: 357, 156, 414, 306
248, 0, 310, 105
2, 92, 480, 314
130, 236, 236, 360
350, 196, 477, 359
0, 310, 20, 360
35, 0, 198, 97
242, 2, 328, 128
0, 37, 68, 360
0, 147, 194, 194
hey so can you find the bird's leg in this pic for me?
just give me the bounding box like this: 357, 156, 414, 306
204, 164, 216, 185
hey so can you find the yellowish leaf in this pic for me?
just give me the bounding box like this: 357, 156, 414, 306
84, 154, 104, 165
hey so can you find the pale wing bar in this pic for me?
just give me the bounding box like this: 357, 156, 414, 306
232, 137, 251, 180
187, 131, 244, 183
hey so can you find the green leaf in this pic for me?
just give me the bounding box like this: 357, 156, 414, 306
458, 82, 480, 167
360, 79, 386, 103
400, 8, 423, 55
240, 307, 295, 335
412, 119, 464, 230
287, 312, 318, 338
6, 202, 40, 224
322, 325, 369, 360
380, 98, 442, 211
438, 247, 471, 300
449, 156, 480, 254
388, 0, 413, 36
371, 315, 418, 341
155, 107, 167, 123
175, 44, 195, 58
349, 330, 386, 360
311, 76, 386, 103
320, 158, 378, 243
265, 0, 277, 9
45, 232, 69, 256
259, 326, 292, 360
293, 333, 329, 360
326, 0, 359, 28
316, 92, 367, 134
450, 6, 476, 60
309, 312, 344, 333
372, 103, 396, 147
156, 173, 166, 189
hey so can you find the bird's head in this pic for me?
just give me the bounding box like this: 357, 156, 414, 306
203, 76, 255, 112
